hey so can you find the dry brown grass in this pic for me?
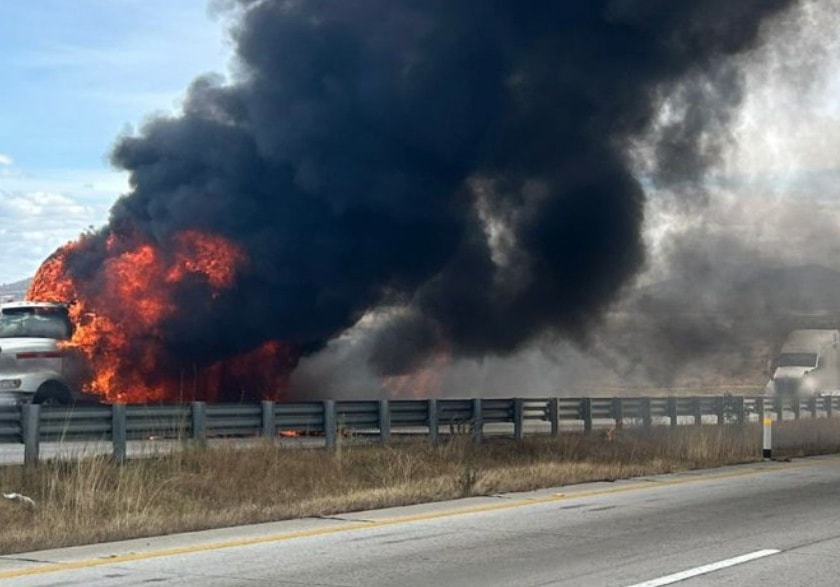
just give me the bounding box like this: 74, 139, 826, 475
0, 420, 833, 555
772, 417, 840, 456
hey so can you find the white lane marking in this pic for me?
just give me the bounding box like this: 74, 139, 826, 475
626, 549, 781, 587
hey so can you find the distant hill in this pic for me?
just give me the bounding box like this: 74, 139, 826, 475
632, 263, 840, 316
0, 277, 32, 300
740, 264, 840, 314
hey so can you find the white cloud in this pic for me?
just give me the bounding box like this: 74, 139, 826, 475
0, 167, 128, 205
0, 190, 108, 283
0, 154, 12, 166
0, 152, 125, 284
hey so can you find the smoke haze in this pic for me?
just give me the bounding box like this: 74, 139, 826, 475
295, 0, 840, 397
609, 0, 840, 390
44, 0, 832, 398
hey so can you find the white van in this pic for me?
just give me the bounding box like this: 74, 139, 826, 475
0, 301, 90, 405
766, 329, 840, 398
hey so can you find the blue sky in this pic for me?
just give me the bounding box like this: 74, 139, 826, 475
0, 1, 233, 284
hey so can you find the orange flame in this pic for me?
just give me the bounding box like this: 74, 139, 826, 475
381, 351, 450, 399
28, 227, 297, 403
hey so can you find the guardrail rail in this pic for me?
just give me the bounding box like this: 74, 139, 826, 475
3, 394, 838, 467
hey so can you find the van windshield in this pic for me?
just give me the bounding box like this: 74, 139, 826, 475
0, 307, 72, 340
777, 353, 818, 368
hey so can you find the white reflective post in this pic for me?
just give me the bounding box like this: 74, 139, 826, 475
762, 417, 772, 459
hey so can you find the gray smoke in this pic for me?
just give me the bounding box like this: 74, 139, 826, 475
597, 0, 840, 389
297, 0, 840, 398
55, 0, 802, 395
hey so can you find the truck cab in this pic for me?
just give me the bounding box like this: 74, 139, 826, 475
0, 301, 89, 405
766, 329, 840, 398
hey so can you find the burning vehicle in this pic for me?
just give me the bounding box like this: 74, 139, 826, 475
23, 230, 299, 405
765, 329, 840, 398
0, 300, 91, 405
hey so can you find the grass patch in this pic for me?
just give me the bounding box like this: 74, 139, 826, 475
0, 419, 834, 554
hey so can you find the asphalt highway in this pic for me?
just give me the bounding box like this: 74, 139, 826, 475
2, 455, 840, 586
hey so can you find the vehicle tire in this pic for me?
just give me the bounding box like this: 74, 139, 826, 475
32, 382, 72, 405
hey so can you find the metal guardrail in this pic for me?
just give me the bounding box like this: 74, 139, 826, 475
4, 395, 839, 467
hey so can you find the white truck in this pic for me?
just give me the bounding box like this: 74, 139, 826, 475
0, 300, 92, 405
766, 329, 840, 398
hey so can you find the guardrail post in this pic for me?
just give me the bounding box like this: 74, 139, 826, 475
324, 400, 337, 452
715, 396, 726, 426
427, 399, 439, 444
191, 401, 207, 444
261, 400, 276, 438
792, 398, 801, 420
471, 398, 483, 444
667, 396, 678, 427
809, 396, 818, 419
692, 397, 702, 426
112, 404, 127, 465
378, 399, 391, 444
581, 398, 593, 434
641, 397, 652, 431
22, 403, 40, 468
733, 396, 746, 425
826, 396, 833, 419
548, 398, 559, 437
513, 398, 524, 441
612, 397, 623, 430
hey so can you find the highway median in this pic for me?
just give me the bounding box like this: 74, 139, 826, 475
1, 418, 839, 555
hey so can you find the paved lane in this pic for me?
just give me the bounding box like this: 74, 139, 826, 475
2, 455, 840, 586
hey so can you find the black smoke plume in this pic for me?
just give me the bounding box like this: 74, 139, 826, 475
59, 0, 798, 377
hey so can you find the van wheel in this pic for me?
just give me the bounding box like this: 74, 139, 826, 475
33, 382, 72, 406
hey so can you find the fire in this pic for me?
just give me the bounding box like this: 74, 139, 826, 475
382, 351, 450, 398
167, 231, 242, 290
202, 340, 297, 403
28, 226, 297, 403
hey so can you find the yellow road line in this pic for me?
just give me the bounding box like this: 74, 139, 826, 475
0, 456, 837, 581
